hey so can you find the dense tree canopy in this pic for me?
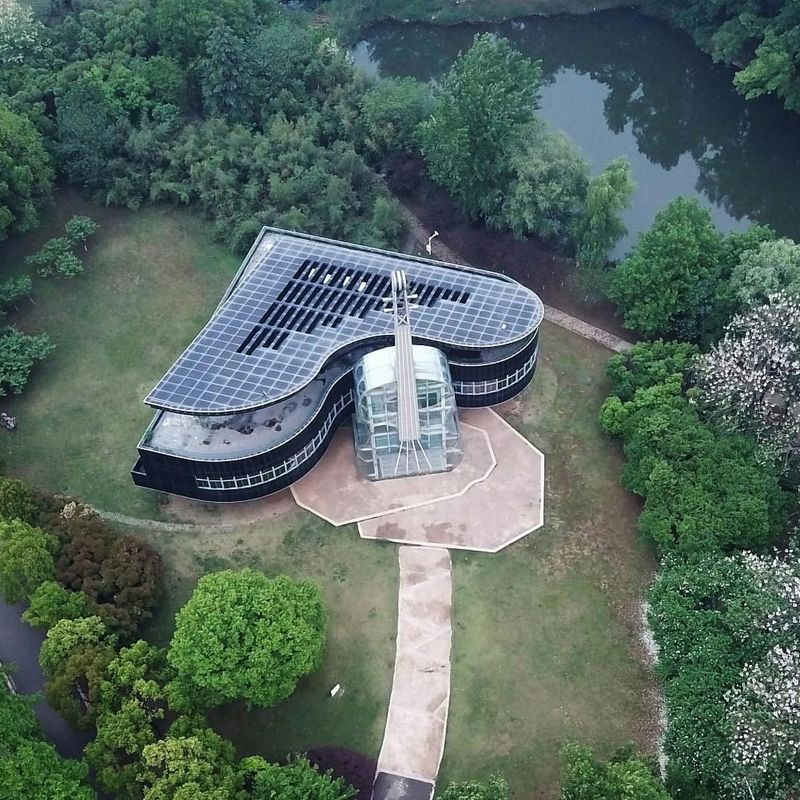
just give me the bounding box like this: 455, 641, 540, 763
419, 33, 542, 220
0, 517, 57, 602
242, 755, 356, 800
610, 197, 723, 338
0, 474, 38, 523
0, 683, 95, 800
361, 76, 433, 155
168, 569, 327, 708
55, 517, 162, 636
22, 579, 88, 628
0, 104, 53, 239
137, 717, 241, 800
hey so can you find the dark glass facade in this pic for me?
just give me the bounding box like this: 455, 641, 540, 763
132, 331, 540, 502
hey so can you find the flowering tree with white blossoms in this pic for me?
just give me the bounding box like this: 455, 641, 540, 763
0, 0, 42, 65
693, 292, 800, 471
726, 645, 800, 799
722, 548, 800, 799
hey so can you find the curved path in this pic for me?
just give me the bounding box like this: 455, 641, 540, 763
373, 546, 452, 800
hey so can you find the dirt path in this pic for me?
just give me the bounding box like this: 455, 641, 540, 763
373, 546, 453, 800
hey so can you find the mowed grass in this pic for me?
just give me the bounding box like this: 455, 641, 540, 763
2, 199, 655, 797
1, 192, 241, 517
440, 323, 657, 799
133, 511, 399, 760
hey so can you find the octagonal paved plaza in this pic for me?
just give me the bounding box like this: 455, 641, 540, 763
291, 407, 544, 553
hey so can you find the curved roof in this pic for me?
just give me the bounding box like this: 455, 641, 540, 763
145, 228, 545, 414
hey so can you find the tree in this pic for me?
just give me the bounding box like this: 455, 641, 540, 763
0, 475, 38, 523
495, 121, 589, 242
649, 548, 800, 796
87, 641, 174, 799
24, 236, 83, 278
575, 156, 635, 274
0, 105, 53, 240
726, 644, 800, 799
56, 521, 162, 637
39, 615, 113, 677
199, 24, 256, 122
609, 197, 724, 338
559, 743, 671, 800
0, 518, 56, 603
437, 774, 509, 800
361, 77, 432, 155
137, 718, 241, 800
153, 0, 256, 62
0, 326, 54, 396
168, 569, 327, 708
605, 339, 699, 403
45, 641, 116, 728
0, 0, 43, 65
23, 580, 88, 628
729, 237, 800, 311
419, 34, 542, 220
0, 684, 95, 800
242, 755, 356, 800
64, 215, 99, 251
693, 293, 800, 471
0, 274, 32, 316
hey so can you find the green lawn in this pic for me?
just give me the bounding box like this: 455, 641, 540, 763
1, 192, 241, 518
1, 197, 656, 798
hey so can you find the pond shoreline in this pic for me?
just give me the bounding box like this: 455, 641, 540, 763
328, 0, 669, 38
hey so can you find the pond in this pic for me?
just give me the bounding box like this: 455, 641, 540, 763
353, 10, 800, 256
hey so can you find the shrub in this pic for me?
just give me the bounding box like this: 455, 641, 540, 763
0, 326, 54, 396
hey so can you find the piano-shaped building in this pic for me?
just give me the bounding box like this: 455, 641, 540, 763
132, 228, 544, 502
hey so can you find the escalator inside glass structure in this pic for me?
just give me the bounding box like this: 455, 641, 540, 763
353, 270, 462, 481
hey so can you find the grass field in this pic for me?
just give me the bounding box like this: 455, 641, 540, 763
1, 195, 656, 798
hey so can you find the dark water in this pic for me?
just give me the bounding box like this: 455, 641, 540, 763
353, 11, 800, 255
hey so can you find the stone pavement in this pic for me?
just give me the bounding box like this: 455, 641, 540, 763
358, 408, 544, 552
372, 546, 452, 800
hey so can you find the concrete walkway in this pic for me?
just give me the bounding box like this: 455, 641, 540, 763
373, 546, 452, 800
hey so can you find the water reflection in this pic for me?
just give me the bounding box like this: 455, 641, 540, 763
353, 11, 800, 250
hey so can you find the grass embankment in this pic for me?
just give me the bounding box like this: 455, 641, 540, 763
2, 197, 655, 797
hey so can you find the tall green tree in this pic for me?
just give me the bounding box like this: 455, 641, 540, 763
575, 156, 635, 273
419, 34, 542, 220
0, 105, 53, 239
137, 718, 241, 800
361, 77, 432, 155
0, 475, 38, 523
23, 580, 88, 628
199, 24, 255, 122
495, 121, 589, 242
0, 518, 57, 603
609, 197, 723, 338
168, 569, 327, 709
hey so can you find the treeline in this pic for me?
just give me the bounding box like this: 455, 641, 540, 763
597, 160, 800, 800
0, 473, 359, 800
0, 0, 407, 252
664, 0, 800, 113
325, 0, 800, 114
